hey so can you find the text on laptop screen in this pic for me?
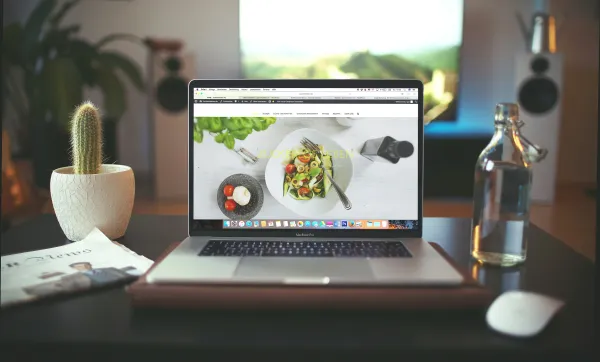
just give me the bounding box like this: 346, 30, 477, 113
192, 88, 419, 231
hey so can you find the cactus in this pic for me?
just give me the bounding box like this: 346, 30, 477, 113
71, 101, 103, 174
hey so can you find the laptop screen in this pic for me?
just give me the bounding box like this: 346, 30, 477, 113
190, 86, 420, 232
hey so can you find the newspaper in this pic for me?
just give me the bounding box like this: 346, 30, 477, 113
1, 228, 154, 308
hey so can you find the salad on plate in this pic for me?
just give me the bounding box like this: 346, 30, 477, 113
283, 144, 333, 200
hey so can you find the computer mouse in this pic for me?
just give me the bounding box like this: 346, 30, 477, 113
486, 290, 565, 338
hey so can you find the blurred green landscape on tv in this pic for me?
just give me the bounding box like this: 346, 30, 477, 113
239, 0, 463, 123
242, 45, 460, 123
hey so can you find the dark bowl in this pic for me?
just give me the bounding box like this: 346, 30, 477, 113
217, 174, 264, 220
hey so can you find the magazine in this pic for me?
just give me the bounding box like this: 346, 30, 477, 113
1, 228, 154, 308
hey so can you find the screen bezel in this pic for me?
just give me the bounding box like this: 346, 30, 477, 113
188, 79, 423, 238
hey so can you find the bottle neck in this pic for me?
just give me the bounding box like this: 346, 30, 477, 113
491, 121, 533, 167
494, 121, 518, 136
487, 122, 520, 155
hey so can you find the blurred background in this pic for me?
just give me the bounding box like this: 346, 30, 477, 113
2, 0, 598, 260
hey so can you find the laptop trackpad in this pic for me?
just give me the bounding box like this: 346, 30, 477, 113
234, 258, 374, 281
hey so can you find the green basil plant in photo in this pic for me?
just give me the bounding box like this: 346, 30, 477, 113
193, 117, 277, 150
1, 0, 147, 188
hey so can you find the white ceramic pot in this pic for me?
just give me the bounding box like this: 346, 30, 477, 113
50, 165, 135, 241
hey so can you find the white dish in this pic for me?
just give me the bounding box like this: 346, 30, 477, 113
264, 128, 354, 217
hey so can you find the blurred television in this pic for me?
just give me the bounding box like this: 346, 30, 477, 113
239, 0, 464, 124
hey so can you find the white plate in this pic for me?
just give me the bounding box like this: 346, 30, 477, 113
264, 128, 353, 217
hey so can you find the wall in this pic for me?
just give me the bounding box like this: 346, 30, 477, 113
3, 0, 598, 184
550, 0, 599, 184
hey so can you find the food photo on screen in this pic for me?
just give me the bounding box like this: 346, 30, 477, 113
192, 115, 419, 225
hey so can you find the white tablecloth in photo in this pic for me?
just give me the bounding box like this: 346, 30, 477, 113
193, 117, 419, 220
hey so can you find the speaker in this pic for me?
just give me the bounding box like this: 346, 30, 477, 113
150, 50, 196, 200
514, 52, 563, 203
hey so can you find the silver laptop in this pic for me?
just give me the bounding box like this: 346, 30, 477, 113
146, 79, 463, 286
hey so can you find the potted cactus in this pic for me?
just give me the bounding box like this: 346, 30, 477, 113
50, 102, 135, 241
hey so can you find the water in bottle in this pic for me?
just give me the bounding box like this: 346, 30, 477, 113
471, 103, 542, 267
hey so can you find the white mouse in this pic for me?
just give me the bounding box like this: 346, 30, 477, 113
486, 290, 565, 338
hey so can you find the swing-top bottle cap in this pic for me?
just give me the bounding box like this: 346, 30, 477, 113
495, 103, 519, 124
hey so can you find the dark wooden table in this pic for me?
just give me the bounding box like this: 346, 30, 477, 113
1, 215, 595, 361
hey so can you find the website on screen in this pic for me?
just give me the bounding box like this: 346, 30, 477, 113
192, 88, 420, 231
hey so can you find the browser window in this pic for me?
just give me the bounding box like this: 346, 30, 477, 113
192, 88, 419, 231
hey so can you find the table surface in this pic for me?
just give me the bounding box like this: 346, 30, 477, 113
0, 215, 595, 361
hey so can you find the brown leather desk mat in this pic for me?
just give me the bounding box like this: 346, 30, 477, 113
127, 242, 494, 310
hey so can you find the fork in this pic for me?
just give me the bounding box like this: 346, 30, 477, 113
235, 147, 258, 164
301, 137, 352, 210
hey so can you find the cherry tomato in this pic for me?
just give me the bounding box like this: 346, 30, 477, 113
285, 164, 296, 174
224, 199, 237, 211
223, 184, 235, 197
297, 154, 311, 163
298, 187, 310, 197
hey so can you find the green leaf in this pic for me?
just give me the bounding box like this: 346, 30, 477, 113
95, 33, 144, 49
40, 57, 83, 130
195, 117, 209, 129
224, 134, 235, 150
22, 0, 57, 58
208, 118, 224, 133
308, 167, 321, 177
223, 117, 243, 131
66, 39, 99, 86
230, 130, 249, 140
193, 128, 203, 143
49, 0, 81, 27
1, 23, 24, 65
95, 65, 126, 120
294, 173, 307, 181
214, 132, 225, 143
42, 25, 81, 56
96, 51, 145, 91
251, 118, 266, 131
240, 118, 253, 129
193, 122, 204, 143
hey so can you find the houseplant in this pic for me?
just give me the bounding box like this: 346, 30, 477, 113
1, 0, 146, 189
50, 102, 135, 241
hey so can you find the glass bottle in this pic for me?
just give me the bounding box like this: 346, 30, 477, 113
470, 103, 534, 267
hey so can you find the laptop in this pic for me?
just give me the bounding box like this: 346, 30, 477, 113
146, 79, 463, 286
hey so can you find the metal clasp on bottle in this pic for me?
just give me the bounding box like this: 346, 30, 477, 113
507, 120, 548, 163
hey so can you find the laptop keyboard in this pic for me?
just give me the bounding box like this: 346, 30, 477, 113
198, 240, 412, 258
